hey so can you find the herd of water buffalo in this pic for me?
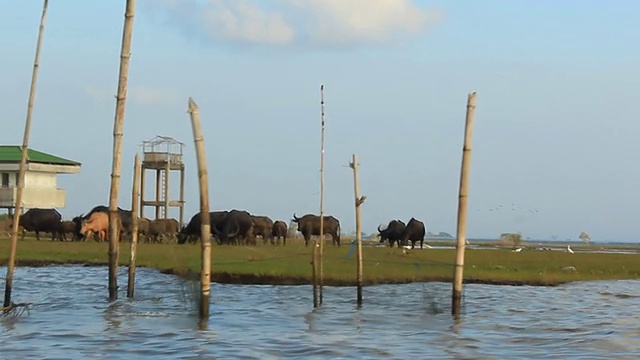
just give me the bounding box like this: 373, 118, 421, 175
6, 206, 428, 248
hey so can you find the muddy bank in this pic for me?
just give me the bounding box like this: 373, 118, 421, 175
0, 259, 567, 287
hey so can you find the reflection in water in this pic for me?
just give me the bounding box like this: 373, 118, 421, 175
0, 265, 639, 358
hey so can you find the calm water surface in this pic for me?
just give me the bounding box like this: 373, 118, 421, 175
1, 265, 639, 359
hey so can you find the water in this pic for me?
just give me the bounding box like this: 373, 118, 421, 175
1, 265, 639, 359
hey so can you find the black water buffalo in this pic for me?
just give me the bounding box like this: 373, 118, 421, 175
291, 213, 341, 247
10, 208, 62, 241
214, 210, 255, 245
71, 215, 85, 240
271, 220, 288, 246
378, 219, 406, 248
178, 210, 229, 244
402, 217, 426, 249
251, 215, 274, 245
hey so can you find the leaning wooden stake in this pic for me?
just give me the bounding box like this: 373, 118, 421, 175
127, 154, 141, 298
452, 91, 477, 316
350, 154, 366, 305
107, 0, 137, 302
3, 0, 49, 310
188, 98, 212, 325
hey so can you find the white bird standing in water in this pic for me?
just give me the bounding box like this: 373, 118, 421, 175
567, 245, 574, 254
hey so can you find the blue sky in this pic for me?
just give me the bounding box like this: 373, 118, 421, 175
1, 0, 639, 242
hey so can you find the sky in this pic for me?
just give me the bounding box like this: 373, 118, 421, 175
1, 0, 639, 242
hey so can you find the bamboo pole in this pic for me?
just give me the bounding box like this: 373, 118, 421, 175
127, 154, 141, 298
318, 84, 326, 305
452, 91, 477, 316
107, 0, 137, 302
350, 154, 366, 305
187, 98, 212, 324
3, 0, 49, 310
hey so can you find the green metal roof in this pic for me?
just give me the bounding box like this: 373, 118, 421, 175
0, 146, 81, 166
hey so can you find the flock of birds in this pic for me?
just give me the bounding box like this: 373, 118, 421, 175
511, 245, 574, 254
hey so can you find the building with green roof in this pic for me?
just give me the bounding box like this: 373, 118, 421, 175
0, 145, 81, 211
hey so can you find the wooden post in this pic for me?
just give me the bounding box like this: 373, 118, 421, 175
452, 91, 477, 316
349, 154, 366, 305
3, 0, 49, 310
318, 84, 326, 305
107, 0, 136, 302
187, 98, 212, 325
127, 154, 141, 298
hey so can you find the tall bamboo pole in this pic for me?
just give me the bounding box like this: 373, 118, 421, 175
107, 0, 137, 302
187, 98, 212, 324
350, 154, 366, 305
127, 154, 141, 298
3, 0, 49, 310
318, 84, 326, 305
452, 91, 477, 316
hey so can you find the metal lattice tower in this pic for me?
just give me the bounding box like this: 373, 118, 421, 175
140, 136, 186, 226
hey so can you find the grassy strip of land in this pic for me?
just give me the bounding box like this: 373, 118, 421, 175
1, 238, 639, 286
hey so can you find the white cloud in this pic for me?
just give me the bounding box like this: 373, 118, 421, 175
82, 83, 111, 104
143, 0, 443, 48
129, 85, 180, 107
81, 84, 180, 107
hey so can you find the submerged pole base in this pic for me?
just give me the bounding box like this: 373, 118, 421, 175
451, 290, 463, 316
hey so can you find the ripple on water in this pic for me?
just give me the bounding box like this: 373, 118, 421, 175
1, 266, 639, 358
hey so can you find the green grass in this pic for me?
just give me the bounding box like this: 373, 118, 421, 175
1, 237, 639, 286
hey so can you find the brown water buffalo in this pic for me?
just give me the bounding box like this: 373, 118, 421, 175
80, 211, 122, 242
178, 211, 229, 245
58, 220, 77, 241
401, 217, 426, 249
82, 205, 133, 241
378, 220, 406, 248
137, 217, 151, 242
148, 218, 179, 243
291, 213, 341, 247
10, 208, 62, 241
271, 220, 288, 246
250, 215, 274, 245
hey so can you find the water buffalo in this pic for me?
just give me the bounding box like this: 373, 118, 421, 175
83, 205, 132, 240
10, 208, 62, 241
291, 213, 341, 247
271, 220, 288, 246
148, 218, 180, 243
178, 210, 229, 244
137, 217, 151, 242
250, 215, 274, 245
378, 219, 406, 248
80, 211, 122, 242
214, 210, 255, 245
402, 217, 426, 249
58, 220, 77, 241
71, 215, 85, 240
